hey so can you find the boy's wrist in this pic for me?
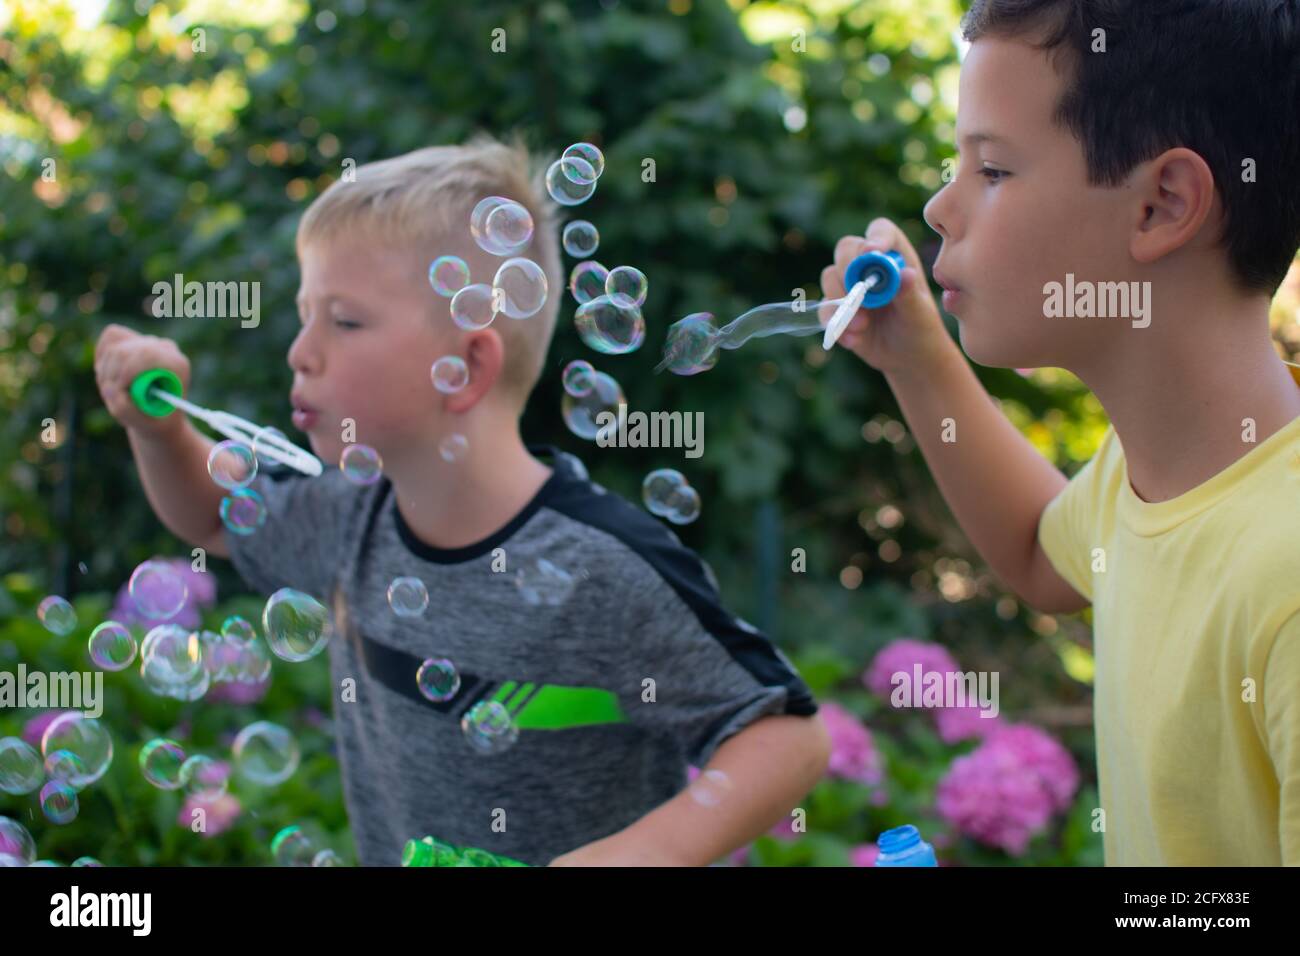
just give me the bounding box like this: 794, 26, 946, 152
882, 336, 966, 393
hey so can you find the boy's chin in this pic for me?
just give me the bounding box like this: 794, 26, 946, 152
957, 320, 1051, 371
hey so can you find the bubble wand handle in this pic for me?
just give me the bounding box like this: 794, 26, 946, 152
127, 368, 323, 477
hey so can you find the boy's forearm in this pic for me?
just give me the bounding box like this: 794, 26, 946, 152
884, 343, 1068, 601
551, 714, 831, 866
126, 420, 226, 549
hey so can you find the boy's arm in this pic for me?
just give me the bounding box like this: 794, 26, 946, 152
885, 344, 1087, 614
549, 713, 831, 866
127, 421, 229, 558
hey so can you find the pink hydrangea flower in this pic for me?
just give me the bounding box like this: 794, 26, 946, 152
819, 701, 883, 786
110, 557, 217, 631
863, 638, 960, 699
177, 792, 242, 838
934, 700, 1003, 744
935, 723, 1080, 856
849, 843, 880, 867
205, 672, 271, 705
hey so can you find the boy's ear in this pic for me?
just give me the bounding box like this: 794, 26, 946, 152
443, 328, 504, 414
1130, 146, 1218, 265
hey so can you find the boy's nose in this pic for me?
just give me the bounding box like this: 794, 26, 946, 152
923, 181, 957, 241
287, 326, 322, 376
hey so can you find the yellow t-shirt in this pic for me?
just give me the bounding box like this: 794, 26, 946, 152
1039, 364, 1300, 866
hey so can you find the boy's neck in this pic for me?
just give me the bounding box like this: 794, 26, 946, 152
385, 417, 553, 552
1071, 293, 1300, 504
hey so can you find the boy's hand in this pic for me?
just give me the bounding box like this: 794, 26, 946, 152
94, 323, 191, 438
819, 217, 954, 376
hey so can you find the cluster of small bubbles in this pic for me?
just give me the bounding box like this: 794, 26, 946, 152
562, 359, 596, 397
461, 700, 519, 754
180, 754, 229, 798
492, 257, 549, 319
221, 615, 256, 643
514, 558, 576, 607
271, 824, 317, 866
428, 255, 471, 297
561, 220, 599, 258
0, 738, 44, 795
220, 488, 268, 536
449, 283, 498, 331
439, 433, 469, 462
219, 615, 273, 685
575, 295, 645, 354
40, 781, 78, 825
37, 596, 77, 636
40, 714, 113, 788
140, 623, 208, 700
387, 576, 428, 617
546, 158, 597, 206
656, 312, 721, 375
564, 142, 605, 181
139, 738, 187, 790
88, 621, 137, 671
569, 261, 609, 305
605, 266, 649, 308
431, 355, 469, 394
199, 629, 241, 681
689, 768, 734, 808
128, 560, 190, 620
340, 444, 383, 485
561, 370, 625, 440
471, 197, 534, 256
415, 657, 460, 702
0, 816, 36, 864
262, 588, 333, 662
641, 468, 702, 525
43, 750, 85, 789
233, 721, 300, 787
206, 440, 258, 490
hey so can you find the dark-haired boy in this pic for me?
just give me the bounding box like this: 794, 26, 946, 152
823, 0, 1300, 864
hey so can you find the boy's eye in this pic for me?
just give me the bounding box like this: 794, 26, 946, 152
333, 318, 361, 329
978, 165, 1008, 183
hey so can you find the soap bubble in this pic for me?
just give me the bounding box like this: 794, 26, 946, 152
37, 596, 77, 636
71, 857, 103, 867
220, 489, 268, 536
233, 721, 300, 787
561, 370, 625, 440
546, 159, 597, 206
656, 312, 721, 375
461, 700, 519, 755
263, 588, 333, 662
563, 142, 605, 181
415, 658, 460, 702
569, 261, 609, 305
562, 359, 596, 397
312, 849, 344, 867
439, 433, 469, 462
428, 255, 471, 297
664, 484, 702, 525
140, 623, 203, 681
471, 196, 534, 256
88, 621, 137, 671
575, 295, 645, 355
271, 824, 316, 866
514, 558, 576, 607
41, 713, 113, 788
221, 615, 256, 643
207, 440, 257, 490
40, 781, 78, 825
0, 816, 36, 864
0, 738, 43, 795
139, 738, 186, 790
387, 577, 428, 617
127, 561, 188, 621
179, 754, 229, 798
340, 444, 383, 485
642, 469, 702, 524
235, 636, 272, 684
493, 257, 549, 319
605, 266, 648, 308
198, 629, 241, 681
43, 750, 85, 790
562, 220, 599, 258
449, 283, 498, 331
431, 355, 469, 393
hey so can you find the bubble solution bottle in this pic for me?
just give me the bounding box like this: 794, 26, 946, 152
872, 824, 938, 867
402, 835, 530, 867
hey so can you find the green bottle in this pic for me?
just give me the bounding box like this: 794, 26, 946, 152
402, 835, 530, 867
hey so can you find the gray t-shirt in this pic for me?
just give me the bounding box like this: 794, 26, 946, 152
225, 445, 817, 866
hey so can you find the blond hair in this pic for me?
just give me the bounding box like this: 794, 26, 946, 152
296, 132, 563, 407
